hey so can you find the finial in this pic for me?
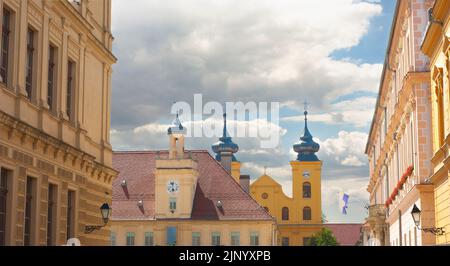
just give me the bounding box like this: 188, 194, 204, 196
304, 100, 308, 120
264, 166, 267, 175
223, 112, 227, 137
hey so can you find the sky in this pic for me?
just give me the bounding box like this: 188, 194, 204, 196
110, 0, 396, 223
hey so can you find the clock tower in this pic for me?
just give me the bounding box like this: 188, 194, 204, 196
291, 108, 322, 224
155, 113, 199, 219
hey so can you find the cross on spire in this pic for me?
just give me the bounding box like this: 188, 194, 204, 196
264, 166, 267, 175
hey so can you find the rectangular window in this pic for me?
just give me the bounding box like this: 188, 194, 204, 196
250, 232, 259, 246
47, 184, 57, 246
144, 232, 154, 246
26, 28, 36, 100
24, 177, 36, 246
281, 237, 289, 246
126, 232, 135, 246
169, 197, 176, 213
111, 232, 116, 246
47, 45, 57, 111
0, 168, 10, 246
230, 232, 240, 246
66, 190, 75, 240
1, 9, 11, 84
192, 232, 201, 246
66, 60, 75, 119
211, 232, 220, 246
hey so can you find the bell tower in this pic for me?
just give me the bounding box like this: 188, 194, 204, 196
155, 112, 198, 219
291, 106, 322, 224
212, 113, 241, 182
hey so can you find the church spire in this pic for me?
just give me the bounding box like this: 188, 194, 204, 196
212, 112, 239, 171
293, 102, 320, 161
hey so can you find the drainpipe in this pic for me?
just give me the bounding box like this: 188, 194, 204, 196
398, 210, 402, 246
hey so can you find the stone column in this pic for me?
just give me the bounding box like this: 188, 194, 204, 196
58, 181, 68, 245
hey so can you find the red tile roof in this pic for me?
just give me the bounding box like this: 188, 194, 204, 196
112, 150, 273, 221
325, 223, 362, 246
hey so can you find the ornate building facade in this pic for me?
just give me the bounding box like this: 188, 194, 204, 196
422, 0, 450, 245
365, 0, 435, 246
250, 109, 323, 246
0, 0, 116, 245
110, 114, 276, 246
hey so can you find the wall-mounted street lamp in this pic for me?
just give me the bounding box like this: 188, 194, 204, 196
411, 204, 445, 236
85, 203, 111, 234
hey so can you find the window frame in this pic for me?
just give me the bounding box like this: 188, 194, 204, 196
47, 45, 57, 112
24, 176, 37, 246
1, 8, 12, 86
25, 27, 37, 100
0, 168, 11, 246
192, 232, 201, 246
230, 232, 240, 246
66, 190, 76, 240
211, 232, 221, 246
144, 231, 154, 246
46, 184, 57, 246
303, 206, 312, 221
303, 182, 311, 198
250, 232, 259, 246
126, 232, 135, 246
66, 59, 75, 120
281, 207, 289, 221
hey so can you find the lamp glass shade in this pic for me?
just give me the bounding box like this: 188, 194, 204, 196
100, 203, 111, 224
411, 204, 421, 227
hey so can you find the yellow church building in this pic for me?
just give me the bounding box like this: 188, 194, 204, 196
422, 0, 450, 245
250, 109, 323, 246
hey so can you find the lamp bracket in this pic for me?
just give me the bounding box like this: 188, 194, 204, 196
85, 225, 104, 234
420, 227, 445, 236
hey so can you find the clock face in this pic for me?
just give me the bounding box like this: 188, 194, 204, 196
303, 171, 310, 178
167, 180, 180, 193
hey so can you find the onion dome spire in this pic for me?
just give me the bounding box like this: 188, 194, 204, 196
293, 103, 320, 161
167, 111, 186, 135
212, 113, 239, 161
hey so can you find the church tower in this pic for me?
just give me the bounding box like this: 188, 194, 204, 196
291, 107, 322, 224
212, 113, 241, 182
155, 112, 199, 219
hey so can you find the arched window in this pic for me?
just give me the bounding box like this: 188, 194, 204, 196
303, 207, 311, 221
303, 182, 311, 198
282, 207, 289, 221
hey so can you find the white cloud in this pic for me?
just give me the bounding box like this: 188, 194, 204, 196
318, 131, 368, 167
282, 96, 377, 128
111, 0, 383, 126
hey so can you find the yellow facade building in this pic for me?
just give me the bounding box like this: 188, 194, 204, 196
110, 114, 277, 246
250, 110, 323, 246
422, 0, 450, 245
365, 0, 436, 246
0, 0, 116, 245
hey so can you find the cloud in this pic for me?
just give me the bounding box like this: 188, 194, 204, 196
318, 131, 368, 167
111, 117, 287, 151
282, 96, 377, 128
111, 0, 383, 128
